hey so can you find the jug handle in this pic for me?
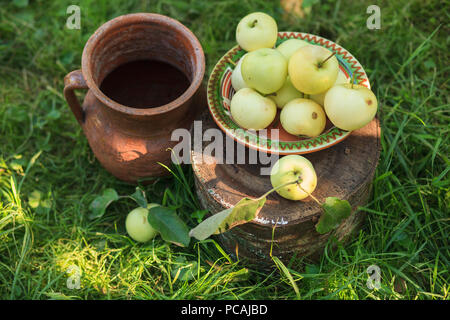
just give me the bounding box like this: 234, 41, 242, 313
64, 69, 88, 125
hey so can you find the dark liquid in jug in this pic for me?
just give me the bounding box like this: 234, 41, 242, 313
100, 60, 191, 109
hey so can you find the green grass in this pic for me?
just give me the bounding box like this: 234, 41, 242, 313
0, 0, 448, 300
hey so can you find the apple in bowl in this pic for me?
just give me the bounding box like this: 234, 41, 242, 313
241, 48, 288, 94
276, 38, 310, 60
310, 69, 349, 106
280, 98, 326, 137
289, 45, 339, 95
230, 88, 277, 130
231, 53, 249, 92
268, 76, 304, 109
236, 12, 278, 51
324, 84, 378, 131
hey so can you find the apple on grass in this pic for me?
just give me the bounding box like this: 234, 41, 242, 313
276, 39, 310, 60
280, 98, 326, 137
236, 12, 278, 52
270, 155, 317, 201
241, 48, 287, 94
289, 45, 339, 95
324, 83, 378, 131
268, 76, 303, 109
310, 69, 349, 106
125, 204, 159, 243
230, 88, 277, 130
231, 54, 248, 92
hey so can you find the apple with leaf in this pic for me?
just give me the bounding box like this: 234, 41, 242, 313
189, 155, 353, 240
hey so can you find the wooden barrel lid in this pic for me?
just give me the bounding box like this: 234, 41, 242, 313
191, 112, 381, 265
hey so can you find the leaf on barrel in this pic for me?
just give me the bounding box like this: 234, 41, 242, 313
88, 188, 119, 219
189, 196, 266, 241
315, 197, 352, 234
147, 206, 190, 247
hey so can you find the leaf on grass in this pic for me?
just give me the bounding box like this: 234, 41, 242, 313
88, 188, 119, 220
272, 256, 301, 299
315, 197, 352, 234
229, 268, 250, 282
130, 187, 147, 208
189, 197, 266, 241
28, 190, 42, 208
46, 109, 61, 121
302, 0, 319, 8
305, 264, 320, 275
13, 0, 29, 8
147, 206, 190, 247
10, 158, 26, 172
28, 190, 52, 214
170, 256, 200, 282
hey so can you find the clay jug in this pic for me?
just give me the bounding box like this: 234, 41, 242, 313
63, 13, 205, 182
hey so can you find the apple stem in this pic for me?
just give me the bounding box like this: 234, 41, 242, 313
257, 179, 322, 206
296, 184, 322, 206
257, 179, 301, 200
350, 72, 356, 89
227, 58, 237, 67
249, 19, 258, 28
318, 51, 336, 68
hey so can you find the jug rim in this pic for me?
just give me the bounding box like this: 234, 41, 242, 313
81, 13, 205, 116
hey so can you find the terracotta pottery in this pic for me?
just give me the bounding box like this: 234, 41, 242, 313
63, 13, 205, 182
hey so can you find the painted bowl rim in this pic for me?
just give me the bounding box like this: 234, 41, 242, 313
206, 31, 370, 155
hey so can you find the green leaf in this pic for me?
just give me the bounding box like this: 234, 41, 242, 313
272, 256, 301, 299
147, 206, 190, 247
315, 197, 352, 234
28, 190, 52, 214
191, 209, 208, 223
88, 188, 119, 219
46, 109, 61, 121
424, 59, 436, 69
130, 187, 147, 208
305, 264, 320, 275
170, 256, 200, 282
13, 0, 29, 8
302, 0, 319, 8
10, 158, 26, 172
189, 197, 266, 241
28, 190, 42, 208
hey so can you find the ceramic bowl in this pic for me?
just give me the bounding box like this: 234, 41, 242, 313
206, 31, 370, 155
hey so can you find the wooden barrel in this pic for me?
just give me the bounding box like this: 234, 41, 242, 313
191, 112, 381, 266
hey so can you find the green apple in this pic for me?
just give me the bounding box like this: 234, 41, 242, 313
324, 84, 378, 131
268, 76, 304, 109
230, 88, 277, 130
270, 155, 317, 201
236, 12, 278, 51
241, 48, 287, 94
280, 98, 326, 137
125, 204, 159, 243
310, 69, 349, 106
288, 45, 339, 94
276, 39, 310, 60
231, 54, 249, 92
